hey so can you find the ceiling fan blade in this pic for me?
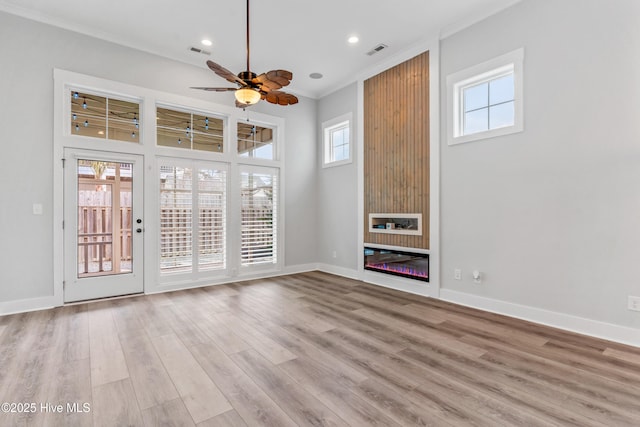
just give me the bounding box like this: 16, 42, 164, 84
190, 87, 238, 92
206, 60, 246, 86
263, 91, 299, 106
253, 70, 293, 91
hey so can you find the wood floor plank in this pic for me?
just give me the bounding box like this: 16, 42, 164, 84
1, 272, 639, 426
231, 288, 337, 333
407, 367, 553, 426
88, 304, 130, 387
400, 345, 610, 426
302, 299, 413, 351
215, 313, 297, 364
118, 333, 180, 410
460, 334, 640, 413
189, 341, 298, 427
92, 378, 144, 427
142, 398, 196, 427
110, 297, 146, 339
51, 305, 90, 364
251, 320, 369, 385
278, 356, 401, 426
354, 307, 487, 358
42, 357, 93, 427
197, 410, 248, 427
152, 333, 232, 423
230, 349, 349, 426
603, 347, 640, 365
282, 323, 420, 394
350, 378, 455, 426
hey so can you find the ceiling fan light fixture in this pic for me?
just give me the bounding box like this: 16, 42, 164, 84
235, 87, 261, 105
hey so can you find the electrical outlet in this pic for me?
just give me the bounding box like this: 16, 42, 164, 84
629, 296, 640, 311
473, 270, 482, 284
454, 269, 461, 280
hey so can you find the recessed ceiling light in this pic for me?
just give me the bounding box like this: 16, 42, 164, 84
348, 36, 359, 44
309, 72, 323, 79
201, 39, 212, 46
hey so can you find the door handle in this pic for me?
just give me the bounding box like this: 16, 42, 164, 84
136, 219, 142, 224
136, 228, 143, 233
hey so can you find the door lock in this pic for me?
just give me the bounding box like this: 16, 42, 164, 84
136, 219, 142, 224
136, 228, 142, 233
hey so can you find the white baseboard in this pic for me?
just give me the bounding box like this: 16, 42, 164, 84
283, 263, 319, 275
0, 295, 58, 316
317, 263, 360, 280
440, 289, 640, 348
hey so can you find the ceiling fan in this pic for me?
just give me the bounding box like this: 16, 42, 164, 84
191, 0, 298, 108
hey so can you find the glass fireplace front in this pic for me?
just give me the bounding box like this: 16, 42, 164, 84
364, 247, 429, 282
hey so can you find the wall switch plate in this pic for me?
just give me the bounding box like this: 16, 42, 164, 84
33, 203, 43, 215
454, 269, 461, 280
332, 251, 337, 258
629, 296, 640, 311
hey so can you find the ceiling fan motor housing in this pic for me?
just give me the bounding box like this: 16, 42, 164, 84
238, 71, 257, 84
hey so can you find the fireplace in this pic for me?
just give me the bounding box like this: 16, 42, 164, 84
364, 246, 429, 282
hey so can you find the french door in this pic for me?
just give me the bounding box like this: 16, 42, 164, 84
64, 148, 144, 302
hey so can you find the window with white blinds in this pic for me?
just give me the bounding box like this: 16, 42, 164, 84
160, 166, 193, 272
240, 168, 278, 267
160, 162, 227, 274
198, 168, 226, 270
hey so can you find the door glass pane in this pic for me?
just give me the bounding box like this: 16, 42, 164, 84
77, 160, 133, 277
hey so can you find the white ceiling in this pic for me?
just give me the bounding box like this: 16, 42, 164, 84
0, 0, 520, 99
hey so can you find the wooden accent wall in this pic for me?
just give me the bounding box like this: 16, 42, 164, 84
363, 51, 430, 249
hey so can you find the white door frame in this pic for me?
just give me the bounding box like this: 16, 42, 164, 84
63, 148, 144, 302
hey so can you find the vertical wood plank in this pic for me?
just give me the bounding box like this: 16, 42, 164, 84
364, 51, 430, 249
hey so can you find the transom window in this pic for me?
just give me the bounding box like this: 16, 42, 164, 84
70, 91, 140, 142
322, 113, 352, 167
157, 107, 224, 152
237, 122, 275, 159
447, 48, 524, 145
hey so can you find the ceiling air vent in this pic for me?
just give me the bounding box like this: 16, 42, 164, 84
189, 47, 211, 56
366, 43, 388, 56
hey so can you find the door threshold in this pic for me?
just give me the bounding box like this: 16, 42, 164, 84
65, 292, 145, 306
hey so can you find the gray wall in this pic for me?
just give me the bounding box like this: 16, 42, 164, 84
316, 83, 359, 270
0, 11, 317, 303
440, 0, 640, 329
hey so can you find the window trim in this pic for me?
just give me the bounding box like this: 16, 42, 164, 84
447, 48, 524, 145
322, 112, 353, 168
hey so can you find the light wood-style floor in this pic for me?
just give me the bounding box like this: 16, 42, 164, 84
1, 271, 639, 426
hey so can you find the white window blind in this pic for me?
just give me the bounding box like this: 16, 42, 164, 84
160, 166, 193, 272
159, 163, 227, 274
240, 168, 278, 266
198, 168, 226, 270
